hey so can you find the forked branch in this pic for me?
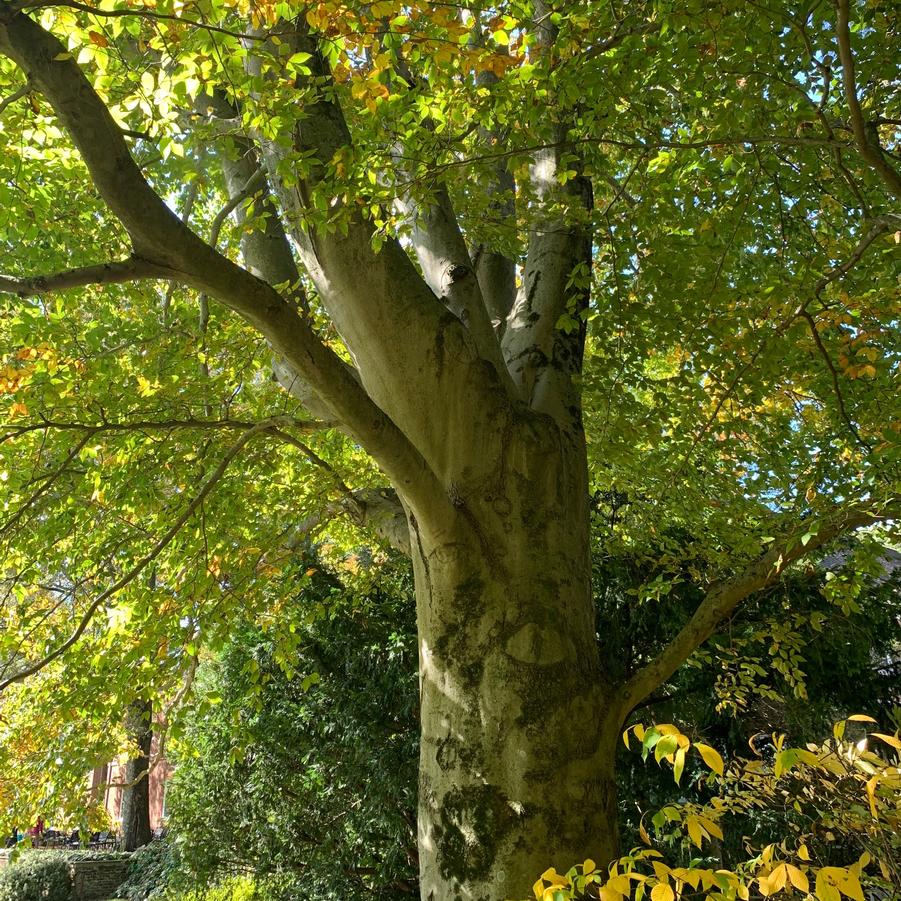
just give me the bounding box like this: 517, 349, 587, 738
0, 10, 446, 511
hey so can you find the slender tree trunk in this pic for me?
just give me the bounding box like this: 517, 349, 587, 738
412, 422, 620, 901
119, 698, 153, 852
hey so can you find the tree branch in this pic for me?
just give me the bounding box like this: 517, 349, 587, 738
0, 10, 447, 514
0, 80, 28, 116
666, 214, 896, 489
616, 499, 900, 717
243, 22, 518, 478
208, 167, 266, 250
287, 485, 410, 556
499, 1, 593, 428
0, 256, 166, 297
0, 415, 329, 444
835, 0, 901, 200
799, 307, 870, 450
0, 420, 276, 694
397, 185, 515, 391
813, 213, 899, 297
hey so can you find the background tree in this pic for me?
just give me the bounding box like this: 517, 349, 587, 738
0, 0, 899, 898
119, 699, 153, 852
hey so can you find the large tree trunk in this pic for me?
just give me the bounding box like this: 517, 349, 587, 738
119, 699, 153, 852
412, 424, 620, 901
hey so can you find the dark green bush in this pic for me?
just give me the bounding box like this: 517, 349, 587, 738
0, 852, 73, 901
166, 558, 419, 900
116, 839, 176, 901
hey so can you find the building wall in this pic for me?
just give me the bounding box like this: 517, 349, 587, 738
91, 730, 172, 832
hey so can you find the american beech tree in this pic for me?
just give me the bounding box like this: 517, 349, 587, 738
0, 0, 898, 898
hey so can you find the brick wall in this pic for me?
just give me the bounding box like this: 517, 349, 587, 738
0, 852, 130, 899
69, 859, 131, 900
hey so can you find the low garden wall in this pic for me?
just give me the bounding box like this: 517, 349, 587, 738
69, 858, 130, 900
0, 850, 131, 901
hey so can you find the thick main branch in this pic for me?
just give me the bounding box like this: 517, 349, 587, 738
835, 0, 901, 200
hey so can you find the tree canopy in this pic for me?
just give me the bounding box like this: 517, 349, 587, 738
0, 0, 899, 897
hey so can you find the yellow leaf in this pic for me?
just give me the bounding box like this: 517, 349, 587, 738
695, 742, 725, 775
639, 820, 652, 847
600, 889, 621, 901
871, 732, 901, 750
838, 870, 864, 901
865, 775, 879, 817
650, 884, 674, 901
608, 875, 631, 895
769, 864, 787, 893
798, 845, 811, 861
847, 715, 878, 723
673, 746, 686, 784
816, 868, 843, 901
542, 868, 568, 887
686, 816, 705, 849
786, 865, 809, 893
583, 859, 596, 874
795, 750, 822, 767
697, 815, 723, 840
655, 724, 680, 735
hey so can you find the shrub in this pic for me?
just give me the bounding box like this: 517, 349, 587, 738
529, 716, 901, 900
0, 852, 73, 901
165, 559, 419, 900
160, 876, 258, 901
116, 840, 177, 901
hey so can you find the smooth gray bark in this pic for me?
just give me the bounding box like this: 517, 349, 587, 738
410, 420, 618, 900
